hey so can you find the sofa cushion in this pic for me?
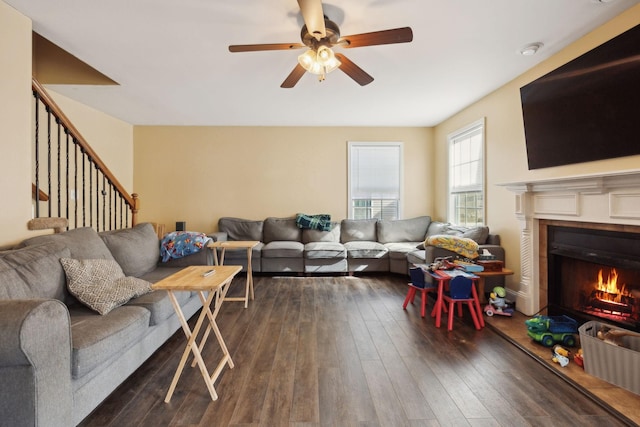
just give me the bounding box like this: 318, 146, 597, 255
302, 222, 340, 244
384, 242, 423, 259
126, 290, 192, 326
61, 258, 152, 315
21, 227, 115, 261
343, 241, 388, 258
304, 242, 347, 259
425, 221, 451, 237
138, 266, 184, 284
263, 217, 301, 243
100, 223, 160, 277
340, 219, 377, 243
0, 260, 31, 300
376, 216, 431, 243
0, 242, 70, 301
218, 217, 264, 241
261, 241, 304, 258
68, 304, 151, 379
460, 226, 490, 245
425, 221, 489, 245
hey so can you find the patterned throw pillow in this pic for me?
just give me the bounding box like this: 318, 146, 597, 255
60, 258, 152, 315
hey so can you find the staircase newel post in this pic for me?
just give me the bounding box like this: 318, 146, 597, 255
131, 193, 140, 226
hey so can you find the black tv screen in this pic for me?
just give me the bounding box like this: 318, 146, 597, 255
520, 24, 640, 170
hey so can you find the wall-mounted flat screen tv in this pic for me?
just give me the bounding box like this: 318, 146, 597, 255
520, 24, 640, 170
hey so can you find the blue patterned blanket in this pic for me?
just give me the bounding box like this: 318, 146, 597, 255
160, 231, 209, 262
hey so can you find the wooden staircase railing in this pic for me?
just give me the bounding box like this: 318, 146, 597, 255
31, 77, 139, 232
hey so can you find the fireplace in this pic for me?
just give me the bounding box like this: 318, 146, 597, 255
547, 225, 640, 332
501, 169, 640, 319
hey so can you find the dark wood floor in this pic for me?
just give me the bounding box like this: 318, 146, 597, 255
79, 275, 629, 427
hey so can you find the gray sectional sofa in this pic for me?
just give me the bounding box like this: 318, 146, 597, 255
0, 223, 211, 427
213, 216, 505, 281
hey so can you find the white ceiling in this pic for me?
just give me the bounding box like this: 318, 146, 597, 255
6, 0, 639, 127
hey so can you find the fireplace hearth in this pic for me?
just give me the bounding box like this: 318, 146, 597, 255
547, 225, 640, 332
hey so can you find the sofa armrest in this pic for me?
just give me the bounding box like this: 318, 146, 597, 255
423, 245, 462, 262
486, 234, 501, 245
0, 299, 72, 427
208, 231, 227, 242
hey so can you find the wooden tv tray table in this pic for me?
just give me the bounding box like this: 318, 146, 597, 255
151, 265, 242, 402
208, 240, 260, 308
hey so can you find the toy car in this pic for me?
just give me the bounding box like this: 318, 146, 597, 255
484, 286, 513, 316
525, 315, 578, 347
484, 303, 514, 317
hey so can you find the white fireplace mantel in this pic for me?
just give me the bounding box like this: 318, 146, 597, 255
499, 169, 640, 315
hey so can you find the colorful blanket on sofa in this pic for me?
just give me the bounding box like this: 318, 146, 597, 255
425, 234, 479, 259
160, 231, 209, 262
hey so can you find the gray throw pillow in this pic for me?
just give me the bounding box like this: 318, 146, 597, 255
218, 217, 264, 241
22, 227, 115, 260
340, 219, 377, 243
100, 223, 160, 277
263, 217, 301, 243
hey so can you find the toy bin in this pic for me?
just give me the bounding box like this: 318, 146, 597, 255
578, 321, 640, 395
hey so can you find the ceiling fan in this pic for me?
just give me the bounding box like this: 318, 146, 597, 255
228, 0, 413, 88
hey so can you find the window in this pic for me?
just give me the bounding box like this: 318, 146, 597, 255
348, 142, 402, 220
448, 119, 485, 227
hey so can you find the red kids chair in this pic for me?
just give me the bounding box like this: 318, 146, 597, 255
441, 275, 482, 331
402, 267, 437, 317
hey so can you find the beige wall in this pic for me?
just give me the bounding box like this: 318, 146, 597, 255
134, 126, 433, 232
433, 5, 640, 292
0, 1, 134, 247
0, 1, 33, 246
47, 89, 134, 192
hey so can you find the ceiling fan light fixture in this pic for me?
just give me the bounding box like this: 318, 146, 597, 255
298, 46, 341, 81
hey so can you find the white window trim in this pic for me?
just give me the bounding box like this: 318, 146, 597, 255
347, 141, 404, 219
447, 118, 486, 226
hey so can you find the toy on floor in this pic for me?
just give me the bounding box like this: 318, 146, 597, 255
525, 315, 578, 347
552, 345, 571, 367
484, 286, 514, 317
573, 348, 584, 368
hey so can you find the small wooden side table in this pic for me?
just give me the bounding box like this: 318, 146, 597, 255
208, 240, 260, 308
152, 265, 241, 402
474, 268, 514, 303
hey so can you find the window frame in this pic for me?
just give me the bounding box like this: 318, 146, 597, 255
447, 118, 486, 227
347, 141, 404, 220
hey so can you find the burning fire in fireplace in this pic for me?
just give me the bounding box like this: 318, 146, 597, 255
587, 268, 636, 318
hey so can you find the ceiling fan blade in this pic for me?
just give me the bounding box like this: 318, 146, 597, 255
339, 27, 413, 48
297, 0, 326, 39
281, 64, 307, 88
229, 43, 305, 53
334, 53, 374, 86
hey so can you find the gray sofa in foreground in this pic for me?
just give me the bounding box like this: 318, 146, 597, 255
0, 223, 211, 426
212, 216, 505, 280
